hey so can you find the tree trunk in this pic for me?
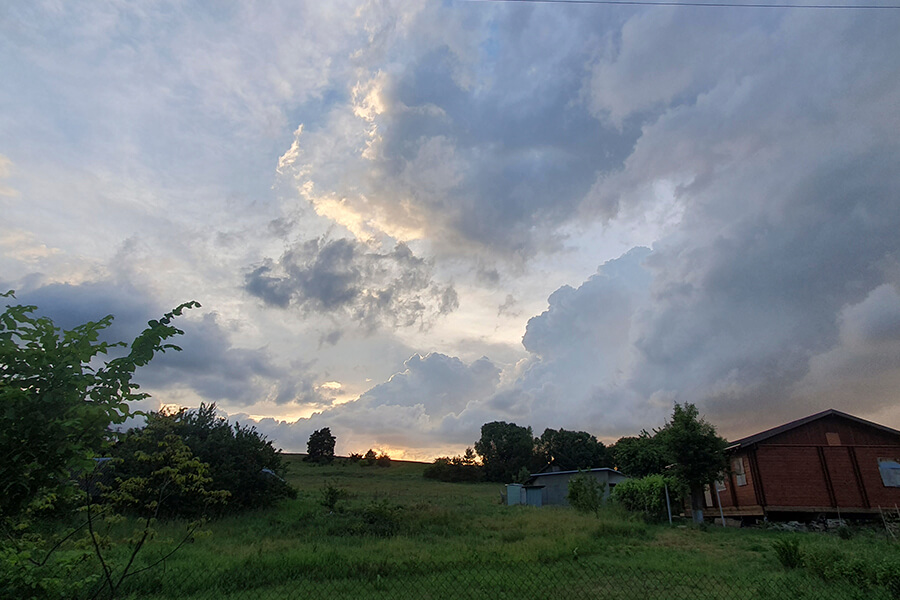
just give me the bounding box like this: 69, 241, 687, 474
690, 484, 705, 524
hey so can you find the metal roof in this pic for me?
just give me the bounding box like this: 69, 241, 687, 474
727, 408, 900, 450
529, 467, 625, 478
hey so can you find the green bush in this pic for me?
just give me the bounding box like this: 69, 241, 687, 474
772, 537, 805, 569
357, 500, 402, 537
112, 403, 296, 514
610, 474, 678, 521
567, 472, 606, 515
319, 482, 349, 512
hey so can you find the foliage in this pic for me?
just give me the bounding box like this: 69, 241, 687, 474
305, 427, 336, 464
106, 429, 230, 518
772, 537, 805, 569
474, 421, 534, 483
423, 448, 483, 482
567, 472, 607, 516
16, 453, 900, 599
657, 403, 728, 522
611, 430, 669, 478
611, 474, 680, 522
535, 428, 611, 472
362, 449, 377, 467
0, 292, 204, 597
112, 403, 295, 514
348, 453, 363, 463
355, 500, 402, 537
376, 452, 392, 468
82, 434, 226, 597
320, 482, 350, 511
0, 291, 200, 520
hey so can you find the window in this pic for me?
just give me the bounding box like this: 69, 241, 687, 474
879, 458, 900, 487
826, 432, 842, 446
732, 457, 747, 487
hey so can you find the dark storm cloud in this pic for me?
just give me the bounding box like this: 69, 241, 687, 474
244, 236, 458, 331
283, 3, 642, 262
15, 280, 157, 345
11, 279, 322, 408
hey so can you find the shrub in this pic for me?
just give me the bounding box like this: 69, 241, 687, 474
610, 474, 679, 521
376, 453, 392, 468
772, 537, 804, 569
567, 472, 606, 516
112, 403, 296, 514
357, 500, 402, 537
362, 449, 377, 467
423, 450, 483, 483
320, 482, 349, 512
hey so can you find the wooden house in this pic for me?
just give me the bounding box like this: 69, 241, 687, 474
708, 409, 900, 520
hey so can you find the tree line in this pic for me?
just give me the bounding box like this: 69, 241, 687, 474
426, 405, 728, 523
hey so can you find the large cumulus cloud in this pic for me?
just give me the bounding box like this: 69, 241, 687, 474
237, 352, 502, 458
275, 2, 640, 265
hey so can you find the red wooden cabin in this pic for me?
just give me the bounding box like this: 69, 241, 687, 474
708, 409, 900, 519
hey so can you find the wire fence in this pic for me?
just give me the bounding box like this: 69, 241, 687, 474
71, 559, 898, 600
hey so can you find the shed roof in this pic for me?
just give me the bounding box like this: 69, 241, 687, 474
727, 408, 900, 450
529, 467, 625, 479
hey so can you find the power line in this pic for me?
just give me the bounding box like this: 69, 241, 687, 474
470, 0, 900, 9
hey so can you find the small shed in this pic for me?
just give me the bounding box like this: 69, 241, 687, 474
525, 468, 628, 506
710, 409, 900, 519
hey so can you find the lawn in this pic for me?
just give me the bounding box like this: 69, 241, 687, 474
35, 455, 900, 599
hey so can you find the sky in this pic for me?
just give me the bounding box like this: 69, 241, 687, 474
3, 0, 900, 459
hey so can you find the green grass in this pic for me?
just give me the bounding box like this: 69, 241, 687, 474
31, 456, 900, 599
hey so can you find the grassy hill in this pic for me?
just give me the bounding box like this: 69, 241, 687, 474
84, 455, 900, 598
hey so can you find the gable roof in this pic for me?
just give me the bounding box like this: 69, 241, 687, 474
727, 408, 900, 450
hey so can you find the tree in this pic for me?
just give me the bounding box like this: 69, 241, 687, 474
535, 428, 611, 472
305, 427, 336, 463
657, 403, 728, 524
611, 430, 669, 478
474, 421, 534, 483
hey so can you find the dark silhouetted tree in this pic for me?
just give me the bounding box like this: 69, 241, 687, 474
536, 428, 611, 471
305, 427, 336, 464
474, 421, 534, 483
611, 430, 669, 478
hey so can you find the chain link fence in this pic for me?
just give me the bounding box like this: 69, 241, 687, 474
74, 559, 897, 600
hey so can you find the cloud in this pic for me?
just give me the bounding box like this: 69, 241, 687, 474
358, 352, 500, 416
231, 351, 503, 458
10, 279, 328, 411
245, 236, 458, 331
0, 155, 17, 197
275, 2, 641, 261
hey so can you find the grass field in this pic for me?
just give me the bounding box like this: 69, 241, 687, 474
66, 455, 900, 599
